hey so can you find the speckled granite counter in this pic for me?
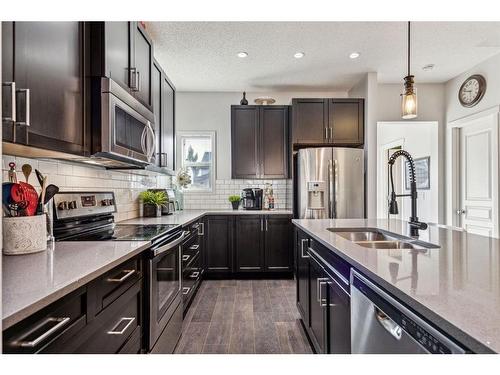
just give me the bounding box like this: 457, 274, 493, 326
292, 218, 500, 354
2, 209, 292, 330
2, 240, 149, 330
121, 209, 293, 226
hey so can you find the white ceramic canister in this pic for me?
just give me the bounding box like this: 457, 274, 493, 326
3, 215, 47, 255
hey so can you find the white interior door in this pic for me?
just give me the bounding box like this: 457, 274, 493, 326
459, 115, 499, 237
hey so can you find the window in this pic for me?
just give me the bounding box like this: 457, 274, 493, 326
176, 131, 216, 192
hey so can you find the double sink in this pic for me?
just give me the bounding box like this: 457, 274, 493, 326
327, 228, 439, 250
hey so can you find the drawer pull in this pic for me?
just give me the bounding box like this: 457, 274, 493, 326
182, 255, 190, 261
190, 271, 200, 278
107, 269, 135, 283
14, 317, 70, 348
107, 317, 135, 335
182, 287, 191, 295
189, 244, 199, 250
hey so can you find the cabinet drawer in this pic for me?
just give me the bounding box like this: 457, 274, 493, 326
76, 280, 141, 354
182, 233, 200, 266
118, 325, 142, 354
92, 256, 142, 312
3, 288, 87, 354
183, 252, 202, 303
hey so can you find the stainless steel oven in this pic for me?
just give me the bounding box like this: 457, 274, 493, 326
92, 78, 156, 167
146, 229, 187, 353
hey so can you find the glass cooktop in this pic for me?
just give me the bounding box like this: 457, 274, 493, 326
62, 224, 180, 241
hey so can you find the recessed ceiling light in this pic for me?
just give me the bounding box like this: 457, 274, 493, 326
237, 52, 248, 58
294, 52, 305, 59
422, 64, 435, 71
349, 52, 360, 59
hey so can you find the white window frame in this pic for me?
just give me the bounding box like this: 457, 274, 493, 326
176, 131, 216, 193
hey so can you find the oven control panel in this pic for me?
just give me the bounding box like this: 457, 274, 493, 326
53, 192, 116, 220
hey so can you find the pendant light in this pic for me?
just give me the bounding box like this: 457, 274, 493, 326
401, 21, 417, 119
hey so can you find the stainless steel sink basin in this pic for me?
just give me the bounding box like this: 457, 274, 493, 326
327, 227, 439, 250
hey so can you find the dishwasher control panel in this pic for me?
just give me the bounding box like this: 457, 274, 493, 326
400, 313, 451, 354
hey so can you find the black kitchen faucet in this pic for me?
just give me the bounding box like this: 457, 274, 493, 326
388, 150, 428, 237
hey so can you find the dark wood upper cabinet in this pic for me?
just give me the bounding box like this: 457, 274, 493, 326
234, 216, 264, 272
161, 75, 175, 170
292, 98, 364, 147
328, 99, 364, 145
131, 22, 153, 108
204, 216, 233, 274
260, 106, 289, 178
231, 105, 260, 178
231, 105, 289, 179
90, 21, 153, 109
292, 98, 328, 144
264, 216, 292, 271
152, 59, 175, 170
1, 22, 88, 156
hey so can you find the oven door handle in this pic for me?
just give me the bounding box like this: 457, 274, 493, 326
151, 231, 188, 256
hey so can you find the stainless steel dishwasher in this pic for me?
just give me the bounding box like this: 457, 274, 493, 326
350, 270, 466, 354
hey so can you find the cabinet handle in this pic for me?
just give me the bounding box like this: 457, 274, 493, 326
107, 317, 135, 335
182, 287, 191, 295
182, 254, 190, 261
107, 269, 136, 283
317, 277, 329, 305
136, 70, 141, 92
325, 127, 328, 140
129, 67, 138, 91
2, 82, 16, 122
189, 244, 199, 250
329, 127, 333, 141
190, 271, 200, 278
265, 218, 268, 231
16, 88, 30, 126
10, 317, 70, 348
198, 222, 204, 236
300, 239, 309, 258
260, 218, 263, 231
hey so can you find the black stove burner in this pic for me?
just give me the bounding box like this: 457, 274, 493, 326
61, 224, 179, 242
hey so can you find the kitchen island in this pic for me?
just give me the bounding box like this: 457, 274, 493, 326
293, 218, 500, 354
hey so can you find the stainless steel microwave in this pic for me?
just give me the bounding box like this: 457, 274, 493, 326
91, 77, 157, 168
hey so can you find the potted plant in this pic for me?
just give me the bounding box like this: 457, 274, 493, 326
139, 191, 168, 217
228, 195, 241, 210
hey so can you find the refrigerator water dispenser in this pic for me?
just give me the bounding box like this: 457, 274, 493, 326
307, 181, 326, 210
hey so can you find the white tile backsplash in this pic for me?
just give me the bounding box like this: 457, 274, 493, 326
183, 179, 293, 210
2, 155, 172, 222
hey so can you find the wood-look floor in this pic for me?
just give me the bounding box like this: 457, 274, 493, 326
175, 279, 313, 354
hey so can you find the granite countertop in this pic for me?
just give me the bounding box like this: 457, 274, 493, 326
2, 209, 292, 330
2, 240, 149, 330
292, 218, 500, 354
121, 209, 293, 226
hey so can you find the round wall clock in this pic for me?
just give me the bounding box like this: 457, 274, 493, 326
458, 74, 486, 108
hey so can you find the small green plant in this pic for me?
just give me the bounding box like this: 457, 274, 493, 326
139, 191, 168, 207
228, 195, 241, 203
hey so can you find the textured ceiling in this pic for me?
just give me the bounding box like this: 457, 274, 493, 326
146, 22, 500, 92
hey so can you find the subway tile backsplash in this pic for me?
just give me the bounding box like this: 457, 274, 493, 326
183, 179, 293, 210
2, 155, 172, 222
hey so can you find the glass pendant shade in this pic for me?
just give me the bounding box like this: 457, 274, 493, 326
401, 75, 417, 119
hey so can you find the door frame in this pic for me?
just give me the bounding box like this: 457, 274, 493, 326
446, 105, 500, 232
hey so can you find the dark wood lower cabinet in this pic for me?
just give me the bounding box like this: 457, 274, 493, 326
264, 216, 292, 271
295, 228, 352, 354
204, 215, 234, 275
235, 216, 264, 272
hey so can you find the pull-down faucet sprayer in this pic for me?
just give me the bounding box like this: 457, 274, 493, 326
388, 150, 428, 237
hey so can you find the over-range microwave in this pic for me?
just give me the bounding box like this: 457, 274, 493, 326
90, 77, 157, 168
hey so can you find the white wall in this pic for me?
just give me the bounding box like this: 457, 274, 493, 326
348, 73, 378, 218
377, 122, 439, 224
176, 90, 347, 180
377, 83, 446, 222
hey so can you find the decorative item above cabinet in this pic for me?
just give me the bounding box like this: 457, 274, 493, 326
291, 98, 364, 148
231, 105, 290, 179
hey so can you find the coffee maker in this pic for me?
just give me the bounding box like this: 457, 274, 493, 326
242, 188, 263, 210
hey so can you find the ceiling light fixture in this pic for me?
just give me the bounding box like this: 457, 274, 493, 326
401, 22, 417, 119
237, 52, 248, 58
422, 64, 435, 71
349, 52, 360, 59
294, 52, 305, 59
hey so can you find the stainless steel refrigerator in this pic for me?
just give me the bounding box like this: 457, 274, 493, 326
295, 147, 365, 219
